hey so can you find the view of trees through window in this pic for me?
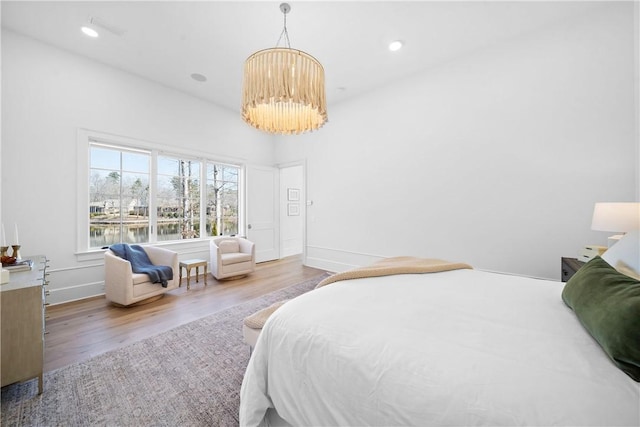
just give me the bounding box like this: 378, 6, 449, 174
89, 143, 239, 249
89, 146, 150, 248
207, 163, 239, 237
157, 155, 201, 241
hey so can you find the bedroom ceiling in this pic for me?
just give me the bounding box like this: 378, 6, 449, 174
1, 1, 605, 113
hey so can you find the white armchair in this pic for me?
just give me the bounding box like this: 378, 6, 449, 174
104, 246, 179, 306
210, 237, 255, 280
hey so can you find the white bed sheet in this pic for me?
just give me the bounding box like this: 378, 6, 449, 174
240, 269, 640, 426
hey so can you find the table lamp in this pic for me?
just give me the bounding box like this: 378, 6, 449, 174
591, 202, 640, 247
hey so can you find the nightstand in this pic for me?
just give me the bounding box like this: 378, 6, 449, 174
561, 257, 585, 282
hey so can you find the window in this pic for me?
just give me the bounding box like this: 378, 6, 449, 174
157, 155, 201, 241
84, 136, 241, 251
206, 163, 239, 236
89, 145, 150, 248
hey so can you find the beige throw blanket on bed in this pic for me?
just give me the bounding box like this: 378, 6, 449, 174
315, 256, 473, 289
244, 299, 290, 329
243, 257, 473, 330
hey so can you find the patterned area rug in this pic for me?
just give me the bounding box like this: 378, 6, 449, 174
1, 273, 329, 426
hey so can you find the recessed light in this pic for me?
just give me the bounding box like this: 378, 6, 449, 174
81, 26, 99, 38
191, 73, 207, 82
388, 40, 403, 52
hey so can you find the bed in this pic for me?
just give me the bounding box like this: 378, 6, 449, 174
240, 242, 640, 426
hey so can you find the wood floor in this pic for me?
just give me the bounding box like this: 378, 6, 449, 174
44, 255, 327, 372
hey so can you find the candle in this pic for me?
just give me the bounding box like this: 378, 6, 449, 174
14, 223, 19, 245
1, 223, 5, 246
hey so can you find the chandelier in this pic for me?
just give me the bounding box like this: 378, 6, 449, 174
241, 3, 328, 135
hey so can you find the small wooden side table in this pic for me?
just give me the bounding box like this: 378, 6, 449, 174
179, 259, 208, 290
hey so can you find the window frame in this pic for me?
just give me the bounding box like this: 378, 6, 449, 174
77, 129, 245, 260
89, 142, 152, 248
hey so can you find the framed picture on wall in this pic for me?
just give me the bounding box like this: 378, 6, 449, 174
287, 188, 300, 201
288, 203, 300, 216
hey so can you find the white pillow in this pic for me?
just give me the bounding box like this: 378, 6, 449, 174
218, 239, 240, 254
601, 229, 640, 279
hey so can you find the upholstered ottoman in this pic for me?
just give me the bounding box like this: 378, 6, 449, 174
243, 299, 289, 350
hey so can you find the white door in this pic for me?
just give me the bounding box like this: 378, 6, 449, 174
279, 164, 304, 258
246, 165, 279, 263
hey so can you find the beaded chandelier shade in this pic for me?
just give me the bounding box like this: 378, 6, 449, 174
241, 3, 328, 135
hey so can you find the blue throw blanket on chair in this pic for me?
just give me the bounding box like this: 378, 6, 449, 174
109, 244, 173, 287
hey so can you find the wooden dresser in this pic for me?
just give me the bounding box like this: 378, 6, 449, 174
0, 255, 49, 394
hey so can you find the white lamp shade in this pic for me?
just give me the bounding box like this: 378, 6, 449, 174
591, 202, 640, 232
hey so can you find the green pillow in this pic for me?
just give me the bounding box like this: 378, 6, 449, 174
562, 256, 640, 382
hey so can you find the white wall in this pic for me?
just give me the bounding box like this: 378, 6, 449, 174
1, 30, 274, 303
276, 3, 639, 280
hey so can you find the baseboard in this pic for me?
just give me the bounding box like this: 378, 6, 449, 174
48, 246, 212, 305
50, 246, 387, 305
304, 257, 354, 273
47, 281, 105, 306
305, 246, 385, 273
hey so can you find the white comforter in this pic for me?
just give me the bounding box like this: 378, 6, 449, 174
240, 269, 640, 426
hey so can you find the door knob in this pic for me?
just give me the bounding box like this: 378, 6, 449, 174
248, 224, 252, 229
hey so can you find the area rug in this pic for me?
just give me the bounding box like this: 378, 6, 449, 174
1, 273, 329, 426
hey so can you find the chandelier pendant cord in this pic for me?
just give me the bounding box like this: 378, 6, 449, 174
275, 3, 292, 49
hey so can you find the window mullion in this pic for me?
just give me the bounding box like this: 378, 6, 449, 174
119, 152, 125, 244
149, 150, 158, 243
200, 159, 207, 238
